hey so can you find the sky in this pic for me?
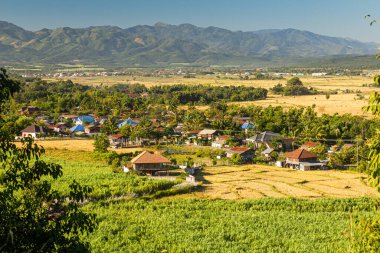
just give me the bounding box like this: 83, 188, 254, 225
1, 0, 380, 42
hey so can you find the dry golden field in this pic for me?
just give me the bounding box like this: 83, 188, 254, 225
45, 74, 379, 116
29, 139, 143, 154
231, 93, 370, 115
45, 74, 376, 89
178, 165, 380, 200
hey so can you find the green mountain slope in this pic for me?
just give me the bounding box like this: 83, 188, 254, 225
0, 21, 378, 66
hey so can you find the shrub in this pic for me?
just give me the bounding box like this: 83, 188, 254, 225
94, 134, 110, 153
230, 153, 243, 165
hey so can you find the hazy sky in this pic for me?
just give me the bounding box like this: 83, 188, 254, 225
2, 0, 380, 42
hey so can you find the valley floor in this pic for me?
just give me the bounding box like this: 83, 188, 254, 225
180, 165, 379, 200
41, 148, 379, 252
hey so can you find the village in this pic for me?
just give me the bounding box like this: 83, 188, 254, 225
18, 105, 359, 178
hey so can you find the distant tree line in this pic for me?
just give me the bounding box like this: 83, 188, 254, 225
149, 84, 268, 105
12, 80, 267, 115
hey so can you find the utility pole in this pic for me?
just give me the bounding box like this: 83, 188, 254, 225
356, 140, 359, 168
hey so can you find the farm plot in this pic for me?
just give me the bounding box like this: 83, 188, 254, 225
31, 139, 143, 153
186, 165, 379, 199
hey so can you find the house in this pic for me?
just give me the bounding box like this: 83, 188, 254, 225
198, 129, 219, 140
174, 124, 184, 134
20, 106, 40, 116
211, 139, 225, 148
185, 130, 201, 137
109, 134, 128, 148
73, 115, 95, 125
246, 131, 283, 148
21, 125, 46, 138
241, 122, 254, 130
53, 122, 68, 133
241, 122, 255, 134
129, 151, 171, 175
84, 124, 101, 134
98, 117, 108, 125
262, 148, 275, 157
300, 141, 320, 151
69, 124, 85, 133
285, 148, 324, 170
282, 138, 295, 151
184, 130, 201, 145
117, 118, 138, 128
211, 135, 230, 148
226, 147, 255, 162
58, 114, 78, 121
237, 117, 251, 125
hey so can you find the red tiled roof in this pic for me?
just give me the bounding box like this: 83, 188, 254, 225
111, 134, 124, 139
218, 135, 230, 140
285, 148, 317, 159
54, 123, 67, 128
228, 146, 251, 154
131, 151, 170, 164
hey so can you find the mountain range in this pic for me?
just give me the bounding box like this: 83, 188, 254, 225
0, 21, 378, 66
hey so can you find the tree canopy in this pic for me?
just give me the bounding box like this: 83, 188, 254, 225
0, 69, 96, 252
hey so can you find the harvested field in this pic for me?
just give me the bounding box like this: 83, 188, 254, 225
180, 165, 379, 200
46, 74, 375, 90
231, 93, 370, 116
21, 139, 143, 154
44, 75, 378, 116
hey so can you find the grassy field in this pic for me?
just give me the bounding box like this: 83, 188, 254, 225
43, 149, 181, 200
39, 148, 380, 252
44, 74, 379, 115
82, 198, 379, 253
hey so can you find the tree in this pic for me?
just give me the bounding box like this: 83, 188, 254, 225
101, 116, 119, 135
310, 144, 328, 160
94, 133, 110, 153
270, 83, 285, 94
230, 153, 243, 165
365, 89, 380, 188
0, 69, 20, 105
0, 69, 96, 251
287, 77, 303, 86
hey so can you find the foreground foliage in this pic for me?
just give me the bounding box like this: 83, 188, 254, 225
0, 68, 96, 252
82, 198, 379, 253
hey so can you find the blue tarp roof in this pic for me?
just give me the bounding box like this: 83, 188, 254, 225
75, 115, 95, 123
70, 124, 85, 132
242, 123, 255, 129
118, 118, 138, 128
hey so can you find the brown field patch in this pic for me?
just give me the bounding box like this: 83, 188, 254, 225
231, 93, 370, 116
17, 139, 143, 154
179, 164, 379, 200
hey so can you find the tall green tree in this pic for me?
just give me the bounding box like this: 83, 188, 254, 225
0, 68, 96, 252
94, 133, 110, 153
365, 90, 380, 188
